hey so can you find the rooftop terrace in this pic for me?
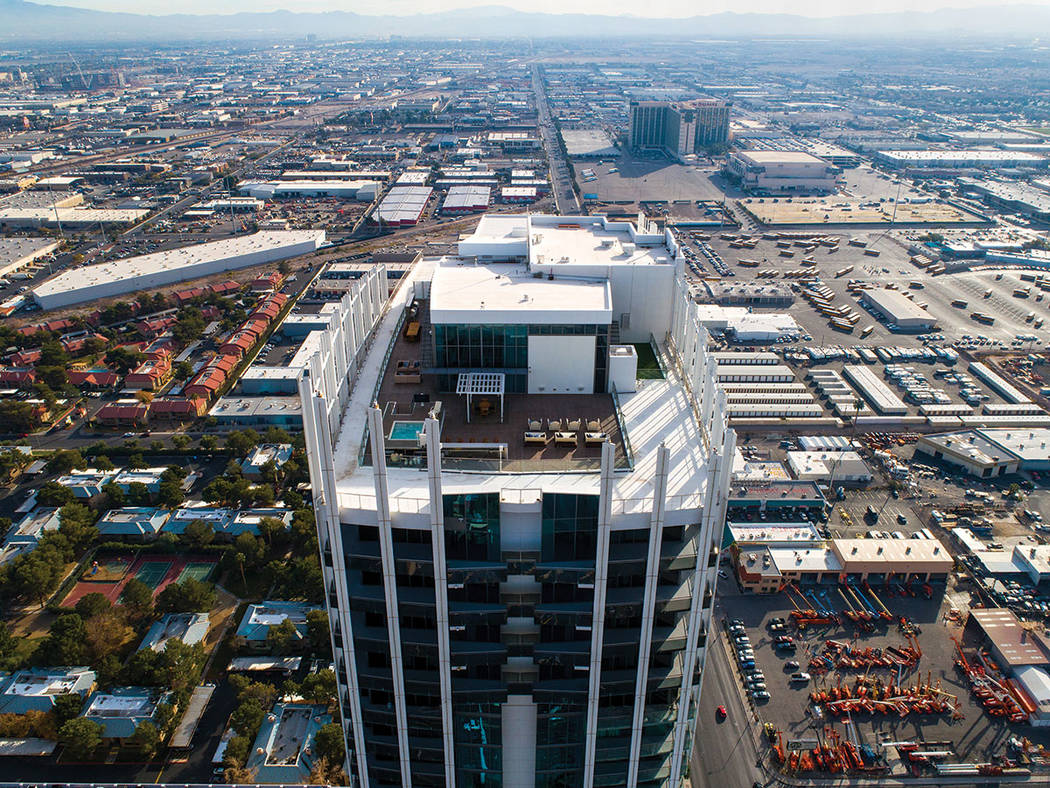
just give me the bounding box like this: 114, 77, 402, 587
369, 310, 627, 472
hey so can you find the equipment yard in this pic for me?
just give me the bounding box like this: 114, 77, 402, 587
711, 580, 1050, 780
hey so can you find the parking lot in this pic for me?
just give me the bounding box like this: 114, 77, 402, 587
696, 229, 1050, 349
573, 153, 726, 207
714, 581, 1050, 767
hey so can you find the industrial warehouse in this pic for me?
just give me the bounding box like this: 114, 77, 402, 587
31, 230, 325, 309
860, 288, 939, 331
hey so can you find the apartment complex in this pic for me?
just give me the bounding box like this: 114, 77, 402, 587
628, 99, 730, 157
299, 213, 735, 788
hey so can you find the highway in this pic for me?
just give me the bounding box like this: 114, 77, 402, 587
531, 63, 579, 215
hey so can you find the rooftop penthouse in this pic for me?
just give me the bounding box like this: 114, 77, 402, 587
296, 212, 736, 787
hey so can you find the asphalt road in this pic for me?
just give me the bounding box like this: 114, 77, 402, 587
531, 64, 579, 215
691, 617, 764, 788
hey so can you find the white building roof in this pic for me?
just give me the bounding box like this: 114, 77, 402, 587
981, 428, 1050, 461
769, 546, 842, 574
33, 231, 323, 309
734, 150, 827, 166
863, 288, 937, 325
428, 259, 612, 325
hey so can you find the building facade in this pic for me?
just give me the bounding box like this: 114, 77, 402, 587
300, 214, 736, 788
628, 100, 730, 158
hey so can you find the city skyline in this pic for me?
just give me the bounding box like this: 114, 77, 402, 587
30, 0, 1050, 18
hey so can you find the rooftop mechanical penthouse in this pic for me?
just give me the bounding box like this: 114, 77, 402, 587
298, 213, 736, 788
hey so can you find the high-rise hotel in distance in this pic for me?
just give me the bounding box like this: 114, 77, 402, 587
298, 212, 735, 788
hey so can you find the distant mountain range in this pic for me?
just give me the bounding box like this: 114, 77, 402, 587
4, 0, 1050, 41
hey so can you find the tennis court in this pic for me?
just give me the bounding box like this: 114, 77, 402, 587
62, 553, 219, 607
178, 562, 216, 583
133, 560, 173, 589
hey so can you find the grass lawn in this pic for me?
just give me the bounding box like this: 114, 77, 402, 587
632, 342, 665, 380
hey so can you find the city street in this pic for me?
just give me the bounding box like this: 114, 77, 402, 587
531, 63, 579, 215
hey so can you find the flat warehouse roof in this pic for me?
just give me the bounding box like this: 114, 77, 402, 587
429, 260, 611, 325
879, 150, 1046, 162
735, 150, 827, 165
970, 608, 1050, 667
843, 365, 908, 414
33, 231, 323, 308
863, 288, 938, 324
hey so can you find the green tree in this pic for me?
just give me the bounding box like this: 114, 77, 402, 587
127, 481, 151, 506
300, 669, 336, 706
198, 435, 218, 451
0, 622, 15, 663
172, 308, 206, 346
101, 481, 125, 507
58, 717, 102, 760
74, 592, 111, 620
257, 516, 286, 548
51, 692, 85, 725
58, 503, 98, 552
120, 578, 154, 617
157, 479, 185, 508
105, 346, 144, 374
37, 365, 69, 390
306, 610, 331, 656
230, 699, 265, 739
313, 722, 345, 764
38, 614, 87, 666
121, 648, 160, 687
93, 455, 116, 472
202, 478, 233, 506
250, 484, 275, 507
171, 433, 192, 450
223, 735, 251, 769
35, 481, 74, 508
159, 640, 205, 694
155, 578, 216, 614
233, 532, 265, 570
282, 489, 303, 510
226, 430, 259, 455
262, 426, 291, 444
266, 618, 300, 655
45, 449, 86, 476
38, 341, 69, 368
0, 401, 40, 434
182, 519, 214, 549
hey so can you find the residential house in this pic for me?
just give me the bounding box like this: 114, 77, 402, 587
246, 703, 331, 783
138, 613, 209, 653
96, 507, 170, 538
0, 667, 96, 714
81, 687, 173, 739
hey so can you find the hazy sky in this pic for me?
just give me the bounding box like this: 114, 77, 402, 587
37, 0, 1049, 17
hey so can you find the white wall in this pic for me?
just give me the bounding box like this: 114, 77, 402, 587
528, 335, 594, 394
502, 695, 537, 788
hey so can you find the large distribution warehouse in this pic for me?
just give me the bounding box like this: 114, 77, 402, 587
373, 186, 432, 226
32, 231, 325, 310
861, 288, 938, 330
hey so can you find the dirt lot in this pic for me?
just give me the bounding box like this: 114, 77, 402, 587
739, 198, 987, 227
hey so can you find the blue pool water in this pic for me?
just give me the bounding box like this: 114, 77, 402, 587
389, 420, 425, 441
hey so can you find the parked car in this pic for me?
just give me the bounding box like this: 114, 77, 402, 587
790, 672, 811, 683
